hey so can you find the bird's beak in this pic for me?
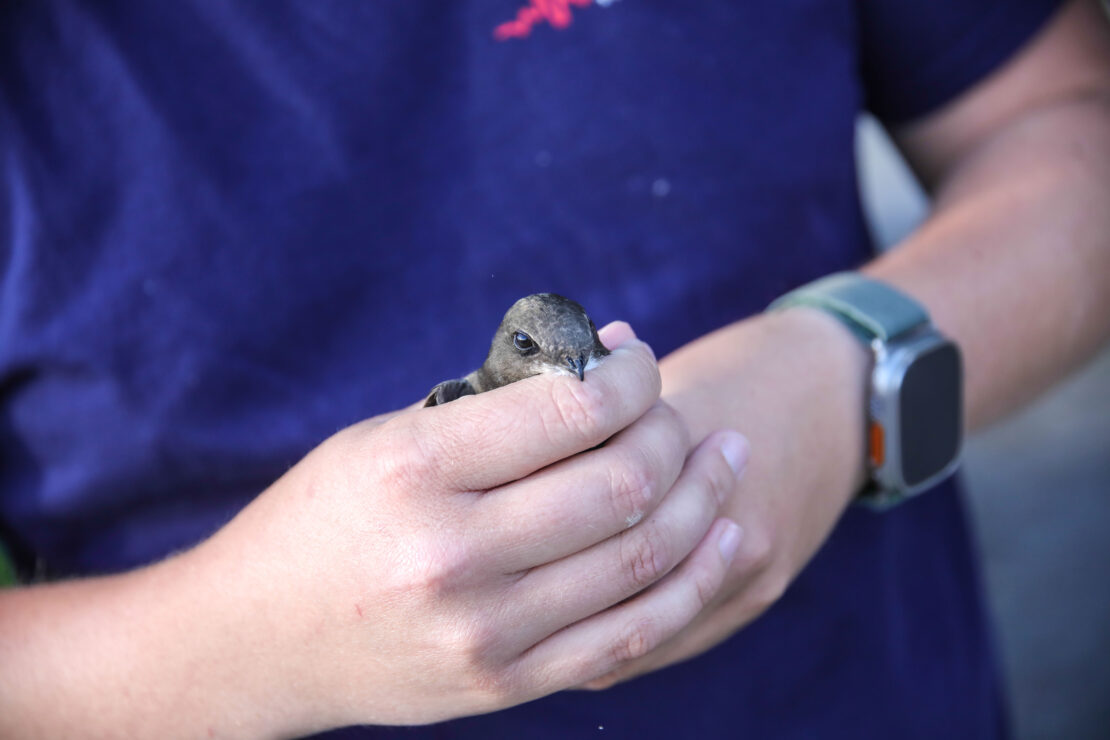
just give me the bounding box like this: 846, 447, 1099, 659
567, 354, 586, 381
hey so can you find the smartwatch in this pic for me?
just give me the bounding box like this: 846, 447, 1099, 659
769, 272, 964, 509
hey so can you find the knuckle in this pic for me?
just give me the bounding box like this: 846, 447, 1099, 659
371, 421, 435, 492
374, 449, 422, 493
460, 627, 510, 684
546, 376, 609, 442
691, 561, 721, 610
433, 623, 519, 709
703, 446, 738, 506
609, 617, 662, 664
407, 537, 479, 599
455, 619, 531, 708
470, 663, 520, 706
607, 449, 656, 526
621, 524, 671, 590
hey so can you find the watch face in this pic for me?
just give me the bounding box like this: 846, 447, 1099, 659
899, 340, 963, 487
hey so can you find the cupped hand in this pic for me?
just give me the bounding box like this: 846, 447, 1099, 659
580, 308, 871, 688
192, 327, 747, 734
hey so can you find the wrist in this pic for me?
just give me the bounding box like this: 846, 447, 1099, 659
179, 494, 350, 738
111, 545, 301, 739
753, 306, 872, 498
661, 307, 870, 519
0, 550, 290, 740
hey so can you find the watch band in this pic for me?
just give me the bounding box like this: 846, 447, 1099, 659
768, 271, 959, 509
768, 272, 928, 343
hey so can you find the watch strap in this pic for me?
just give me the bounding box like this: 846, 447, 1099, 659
768, 272, 929, 342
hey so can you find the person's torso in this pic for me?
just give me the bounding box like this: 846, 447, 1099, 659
0, 3, 1002, 737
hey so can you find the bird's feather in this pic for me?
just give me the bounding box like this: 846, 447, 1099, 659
422, 293, 607, 407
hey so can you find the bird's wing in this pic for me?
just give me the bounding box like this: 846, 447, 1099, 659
423, 378, 477, 407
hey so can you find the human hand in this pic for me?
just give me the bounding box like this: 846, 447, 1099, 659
186, 327, 747, 735
581, 309, 870, 688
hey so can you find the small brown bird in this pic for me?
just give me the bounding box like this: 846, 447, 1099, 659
424, 293, 609, 406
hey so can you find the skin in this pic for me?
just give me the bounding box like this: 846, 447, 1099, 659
0, 335, 748, 738
1, 0, 1108, 735
583, 0, 1110, 687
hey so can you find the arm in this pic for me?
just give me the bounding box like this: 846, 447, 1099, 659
0, 333, 745, 737
586, 0, 1110, 685
876, 0, 1110, 429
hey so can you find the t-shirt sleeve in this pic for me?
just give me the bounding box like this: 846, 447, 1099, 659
858, 0, 1067, 125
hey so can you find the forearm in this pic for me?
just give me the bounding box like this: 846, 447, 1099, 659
0, 544, 301, 739
657, 95, 1110, 594
873, 95, 1110, 430
0, 412, 425, 739
667, 97, 1110, 498
582, 1, 1110, 687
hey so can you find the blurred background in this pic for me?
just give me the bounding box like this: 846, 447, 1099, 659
856, 116, 1110, 740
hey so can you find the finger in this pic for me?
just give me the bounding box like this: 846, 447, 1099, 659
511, 517, 743, 696
597, 321, 636, 350
469, 401, 692, 571
580, 581, 744, 690
505, 430, 747, 647
403, 336, 661, 492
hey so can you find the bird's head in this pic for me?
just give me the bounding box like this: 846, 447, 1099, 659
484, 293, 610, 385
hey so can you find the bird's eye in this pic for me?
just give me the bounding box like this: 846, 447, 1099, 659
513, 331, 535, 352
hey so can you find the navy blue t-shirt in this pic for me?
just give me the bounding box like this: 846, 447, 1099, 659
1, 1, 1061, 737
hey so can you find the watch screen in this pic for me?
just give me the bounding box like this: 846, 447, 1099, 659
900, 341, 963, 487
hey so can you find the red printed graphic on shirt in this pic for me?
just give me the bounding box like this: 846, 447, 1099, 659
494, 0, 598, 41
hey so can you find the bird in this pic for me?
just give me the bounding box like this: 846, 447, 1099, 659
424, 293, 610, 406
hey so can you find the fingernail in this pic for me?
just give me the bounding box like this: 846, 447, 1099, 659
598, 321, 636, 350
718, 520, 743, 562
719, 432, 750, 479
